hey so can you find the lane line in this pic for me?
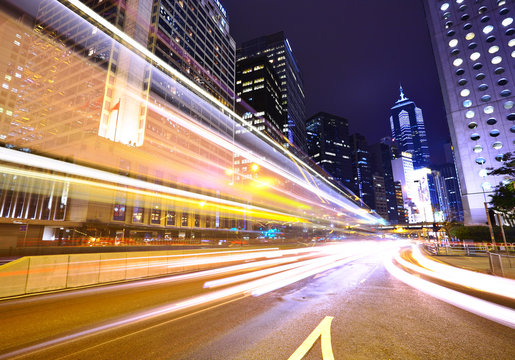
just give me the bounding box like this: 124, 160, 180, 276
288, 316, 334, 360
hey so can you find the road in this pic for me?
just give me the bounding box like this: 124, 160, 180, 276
0, 242, 514, 359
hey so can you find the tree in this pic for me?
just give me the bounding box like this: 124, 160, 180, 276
488, 152, 515, 227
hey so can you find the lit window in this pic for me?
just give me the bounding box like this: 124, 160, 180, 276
502, 17, 513, 27
509, 39, 515, 47
453, 58, 463, 66
441, 3, 450, 11
479, 169, 488, 177
449, 39, 458, 47
497, 1, 506, 6
465, 32, 475, 40
483, 25, 494, 34
470, 52, 480, 61
6, 110, 12, 116
473, 145, 483, 153
484, 106, 494, 114
492, 142, 503, 150
460, 89, 470, 97
13, 40, 20, 46
491, 56, 502, 64
463, 100, 472, 107
4, 75, 11, 81
456, 0, 464, 3
1, 83, 8, 90
505, 101, 515, 110
488, 45, 499, 53
511, 50, 515, 58
15, 73, 21, 78
466, 110, 475, 119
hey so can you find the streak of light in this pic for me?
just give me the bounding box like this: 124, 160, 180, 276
0, 149, 304, 223
0, 243, 386, 359
409, 245, 515, 300
63, 0, 369, 213
385, 249, 515, 329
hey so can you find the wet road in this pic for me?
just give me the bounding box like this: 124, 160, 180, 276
1, 244, 514, 359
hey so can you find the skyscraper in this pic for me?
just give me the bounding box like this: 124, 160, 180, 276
306, 112, 353, 190
389, 86, 431, 169
423, 0, 514, 224
350, 133, 374, 209
238, 31, 306, 151
369, 142, 399, 223
235, 55, 284, 143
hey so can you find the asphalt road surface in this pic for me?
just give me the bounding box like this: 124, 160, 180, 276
1, 247, 514, 359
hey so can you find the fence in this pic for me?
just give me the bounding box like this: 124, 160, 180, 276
488, 252, 515, 277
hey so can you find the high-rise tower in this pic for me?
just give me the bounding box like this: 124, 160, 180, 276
423, 0, 514, 224
238, 32, 306, 152
389, 86, 431, 169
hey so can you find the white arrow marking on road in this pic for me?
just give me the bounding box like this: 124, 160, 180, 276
288, 316, 335, 360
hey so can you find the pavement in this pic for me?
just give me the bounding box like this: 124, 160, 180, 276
427, 252, 515, 279
0, 243, 513, 360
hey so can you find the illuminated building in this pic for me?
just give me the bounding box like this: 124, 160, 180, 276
0, 1, 382, 248
306, 112, 353, 190
235, 55, 284, 143
394, 181, 408, 224
237, 32, 306, 152
423, 0, 514, 224
389, 86, 431, 169
372, 174, 388, 220
350, 134, 374, 209
392, 152, 434, 223
369, 142, 398, 223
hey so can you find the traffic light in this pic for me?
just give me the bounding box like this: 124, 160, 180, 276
433, 223, 441, 231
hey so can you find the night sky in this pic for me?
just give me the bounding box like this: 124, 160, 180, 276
223, 0, 450, 165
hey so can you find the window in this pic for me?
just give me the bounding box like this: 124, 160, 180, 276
489, 129, 500, 137
483, 25, 494, 34
468, 122, 478, 129
473, 145, 483, 153
481, 95, 491, 102
465, 32, 475, 40
478, 83, 488, 91
449, 39, 458, 47
500, 89, 512, 97
492, 142, 503, 150
453, 58, 463, 66
491, 56, 502, 64
463, 100, 472, 107
488, 45, 499, 53
475, 73, 485, 80
504, 101, 514, 110
470, 52, 481, 61
487, 118, 497, 125
440, 3, 450, 11
460, 89, 470, 97
475, 157, 486, 164
494, 67, 505, 74
466, 110, 475, 119
484, 105, 494, 114
497, 78, 508, 86
502, 17, 513, 27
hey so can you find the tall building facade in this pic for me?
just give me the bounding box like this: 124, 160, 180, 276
238, 31, 306, 151
235, 55, 284, 143
389, 86, 431, 169
423, 0, 514, 224
350, 134, 375, 209
306, 112, 353, 190
369, 142, 399, 223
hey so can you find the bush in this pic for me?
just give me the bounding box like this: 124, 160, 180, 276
453, 225, 515, 243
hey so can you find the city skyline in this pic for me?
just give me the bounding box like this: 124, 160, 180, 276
223, 0, 451, 165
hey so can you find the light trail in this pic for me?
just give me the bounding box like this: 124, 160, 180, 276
385, 245, 515, 329
0, 242, 386, 359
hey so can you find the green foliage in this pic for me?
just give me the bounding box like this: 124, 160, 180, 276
487, 152, 515, 227
453, 225, 515, 243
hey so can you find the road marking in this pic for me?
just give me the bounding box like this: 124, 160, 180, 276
288, 316, 334, 360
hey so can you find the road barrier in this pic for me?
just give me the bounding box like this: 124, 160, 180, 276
0, 249, 253, 298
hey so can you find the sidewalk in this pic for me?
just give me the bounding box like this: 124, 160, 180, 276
428, 253, 515, 280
